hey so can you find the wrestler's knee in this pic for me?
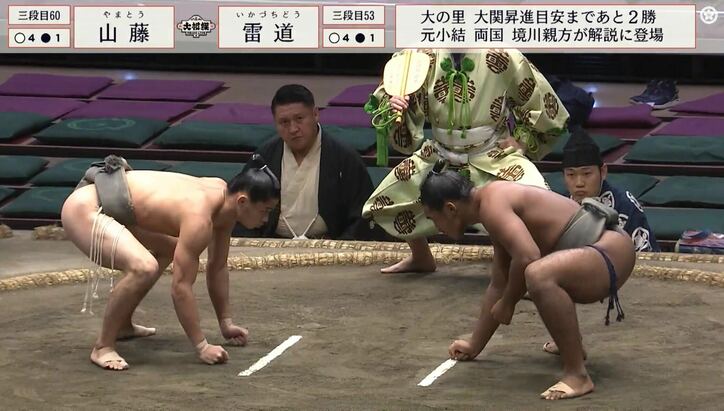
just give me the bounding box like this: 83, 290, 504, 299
127, 256, 159, 284
524, 260, 553, 295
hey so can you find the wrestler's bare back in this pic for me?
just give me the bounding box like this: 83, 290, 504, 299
74, 170, 231, 237
478, 181, 581, 255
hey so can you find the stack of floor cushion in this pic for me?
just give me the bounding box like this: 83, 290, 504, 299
625, 136, 724, 164
645, 208, 724, 240
625, 118, 724, 164
0, 96, 86, 142
0, 155, 49, 184
0, 156, 48, 211
583, 104, 662, 139
155, 103, 276, 151
63, 100, 194, 122
324, 125, 434, 156
651, 117, 724, 137
319, 107, 372, 128
30, 158, 170, 186
28, 78, 226, 148
318, 106, 375, 153
326, 126, 377, 153
543, 172, 659, 198
166, 161, 243, 182
0, 155, 49, 216
0, 73, 112, 98
0, 186, 74, 218
584, 104, 662, 129
96, 79, 224, 102
34, 100, 198, 148
0, 186, 14, 202
0, 72, 115, 142
327, 84, 377, 107
640, 176, 724, 208
544, 133, 625, 161
0, 158, 170, 219
35, 100, 193, 148
180, 103, 273, 124
640, 175, 724, 241
34, 117, 170, 148
670, 92, 724, 116
601, 174, 659, 197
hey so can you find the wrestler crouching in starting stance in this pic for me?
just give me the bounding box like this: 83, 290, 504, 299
61, 154, 279, 371
420, 160, 635, 400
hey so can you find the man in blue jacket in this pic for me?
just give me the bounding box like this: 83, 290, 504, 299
560, 128, 660, 253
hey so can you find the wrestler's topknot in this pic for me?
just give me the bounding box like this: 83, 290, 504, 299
228, 154, 281, 202
420, 168, 473, 211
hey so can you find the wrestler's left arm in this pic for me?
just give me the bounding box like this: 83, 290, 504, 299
482, 201, 541, 325
206, 226, 248, 346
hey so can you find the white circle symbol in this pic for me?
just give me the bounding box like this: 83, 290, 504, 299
700, 6, 718, 25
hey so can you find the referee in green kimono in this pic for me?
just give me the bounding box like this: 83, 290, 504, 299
364, 49, 570, 273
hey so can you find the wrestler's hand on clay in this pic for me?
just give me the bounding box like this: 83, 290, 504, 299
448, 339, 481, 361
491, 298, 515, 325
389, 95, 410, 114
220, 320, 249, 346
198, 343, 229, 365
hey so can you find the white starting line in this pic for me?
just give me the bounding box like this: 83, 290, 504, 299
238, 335, 302, 377
417, 359, 458, 387
237, 335, 456, 385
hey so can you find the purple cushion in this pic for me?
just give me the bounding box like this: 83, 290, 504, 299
671, 93, 724, 115
187, 103, 273, 125
0, 73, 112, 98
64, 100, 194, 122
652, 118, 724, 137
319, 107, 372, 128
0, 96, 86, 119
585, 104, 661, 128
97, 79, 224, 102
327, 83, 377, 107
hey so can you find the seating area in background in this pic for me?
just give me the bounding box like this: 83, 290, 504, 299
2, 72, 724, 251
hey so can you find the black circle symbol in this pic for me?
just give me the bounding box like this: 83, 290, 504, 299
41, 33, 51, 43
355, 33, 366, 43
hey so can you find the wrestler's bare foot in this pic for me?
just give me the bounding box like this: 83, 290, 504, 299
380, 255, 436, 274
117, 323, 156, 340
541, 373, 594, 400
90, 346, 129, 371
542, 341, 588, 360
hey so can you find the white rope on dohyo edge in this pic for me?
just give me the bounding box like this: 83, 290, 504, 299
1, 244, 723, 293
27, 226, 724, 264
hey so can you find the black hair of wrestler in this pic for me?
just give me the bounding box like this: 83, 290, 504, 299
227, 154, 281, 202
420, 159, 474, 211
271, 84, 315, 114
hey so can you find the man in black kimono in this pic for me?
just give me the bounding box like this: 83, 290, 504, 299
561, 127, 660, 252
236, 84, 377, 240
